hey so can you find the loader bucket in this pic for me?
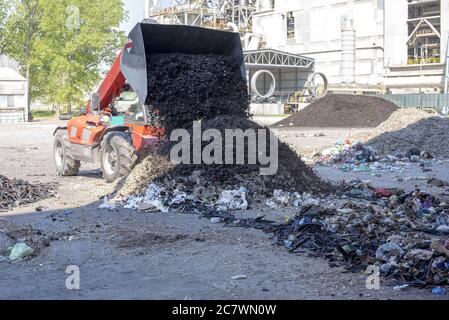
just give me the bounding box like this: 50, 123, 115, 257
121, 23, 245, 105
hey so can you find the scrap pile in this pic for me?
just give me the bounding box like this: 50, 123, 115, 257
192, 180, 449, 289
265, 181, 449, 288
272, 94, 399, 128
146, 53, 249, 132
316, 140, 415, 173
319, 140, 378, 164
0, 175, 54, 212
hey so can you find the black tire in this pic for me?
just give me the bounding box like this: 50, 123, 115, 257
53, 130, 80, 176
100, 132, 138, 183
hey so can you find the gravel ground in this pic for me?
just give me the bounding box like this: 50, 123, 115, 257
0, 119, 448, 300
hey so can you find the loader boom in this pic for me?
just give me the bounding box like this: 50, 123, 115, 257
86, 51, 126, 114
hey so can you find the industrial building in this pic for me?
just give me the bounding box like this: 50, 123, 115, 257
0, 57, 29, 123
146, 0, 449, 95
252, 0, 449, 93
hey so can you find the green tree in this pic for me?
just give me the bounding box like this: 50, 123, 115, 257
3, 0, 126, 111
0, 0, 12, 55
3, 0, 42, 106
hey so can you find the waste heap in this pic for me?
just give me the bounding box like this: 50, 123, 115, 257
118, 115, 331, 212
366, 116, 449, 158
0, 175, 54, 212
193, 179, 449, 289
265, 180, 449, 288
115, 52, 331, 210
272, 94, 399, 128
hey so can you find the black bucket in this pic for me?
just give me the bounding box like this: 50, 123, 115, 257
121, 23, 245, 105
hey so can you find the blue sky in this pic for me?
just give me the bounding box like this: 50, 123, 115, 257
120, 0, 171, 34
120, 0, 145, 34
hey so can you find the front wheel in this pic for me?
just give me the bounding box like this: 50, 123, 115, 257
53, 130, 80, 176
100, 132, 138, 183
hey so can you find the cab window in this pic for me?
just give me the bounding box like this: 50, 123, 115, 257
111, 91, 145, 123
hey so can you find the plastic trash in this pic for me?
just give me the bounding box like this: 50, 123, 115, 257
376, 242, 404, 262
435, 261, 449, 270
99, 196, 117, 210
9, 243, 34, 261
393, 284, 409, 291
216, 187, 248, 211
432, 287, 446, 296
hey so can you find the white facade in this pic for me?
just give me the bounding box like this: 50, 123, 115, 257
252, 0, 449, 93
0, 67, 29, 123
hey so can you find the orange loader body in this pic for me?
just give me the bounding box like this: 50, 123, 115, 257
52, 23, 245, 182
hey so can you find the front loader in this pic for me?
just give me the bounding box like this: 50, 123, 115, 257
53, 23, 245, 182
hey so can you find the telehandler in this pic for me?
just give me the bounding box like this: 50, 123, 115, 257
53, 23, 245, 182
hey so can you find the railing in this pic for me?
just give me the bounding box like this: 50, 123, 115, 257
378, 93, 449, 114
407, 57, 441, 64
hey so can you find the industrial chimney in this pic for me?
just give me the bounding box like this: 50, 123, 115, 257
341, 16, 356, 84
144, 0, 151, 19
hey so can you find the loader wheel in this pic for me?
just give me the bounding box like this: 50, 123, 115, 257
53, 130, 80, 176
100, 132, 138, 183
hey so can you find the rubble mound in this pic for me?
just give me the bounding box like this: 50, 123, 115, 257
367, 116, 449, 157
273, 94, 399, 128
0, 175, 54, 212
146, 53, 249, 133
357, 108, 435, 142
117, 115, 331, 206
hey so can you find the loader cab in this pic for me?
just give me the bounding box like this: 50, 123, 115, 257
111, 90, 146, 124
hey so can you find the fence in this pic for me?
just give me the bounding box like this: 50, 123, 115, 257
378, 93, 449, 115
0, 108, 26, 123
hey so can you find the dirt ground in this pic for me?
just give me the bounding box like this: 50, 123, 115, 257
0, 118, 448, 300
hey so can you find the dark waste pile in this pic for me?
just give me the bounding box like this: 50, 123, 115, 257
117, 54, 331, 202
273, 94, 399, 128
0, 175, 55, 212
146, 53, 249, 133
117, 115, 331, 207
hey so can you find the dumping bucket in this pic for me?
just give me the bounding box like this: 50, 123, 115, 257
121, 23, 246, 105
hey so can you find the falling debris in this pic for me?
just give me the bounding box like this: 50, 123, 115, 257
146, 53, 249, 133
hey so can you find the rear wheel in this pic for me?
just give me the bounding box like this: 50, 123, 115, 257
53, 130, 80, 176
100, 132, 138, 183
